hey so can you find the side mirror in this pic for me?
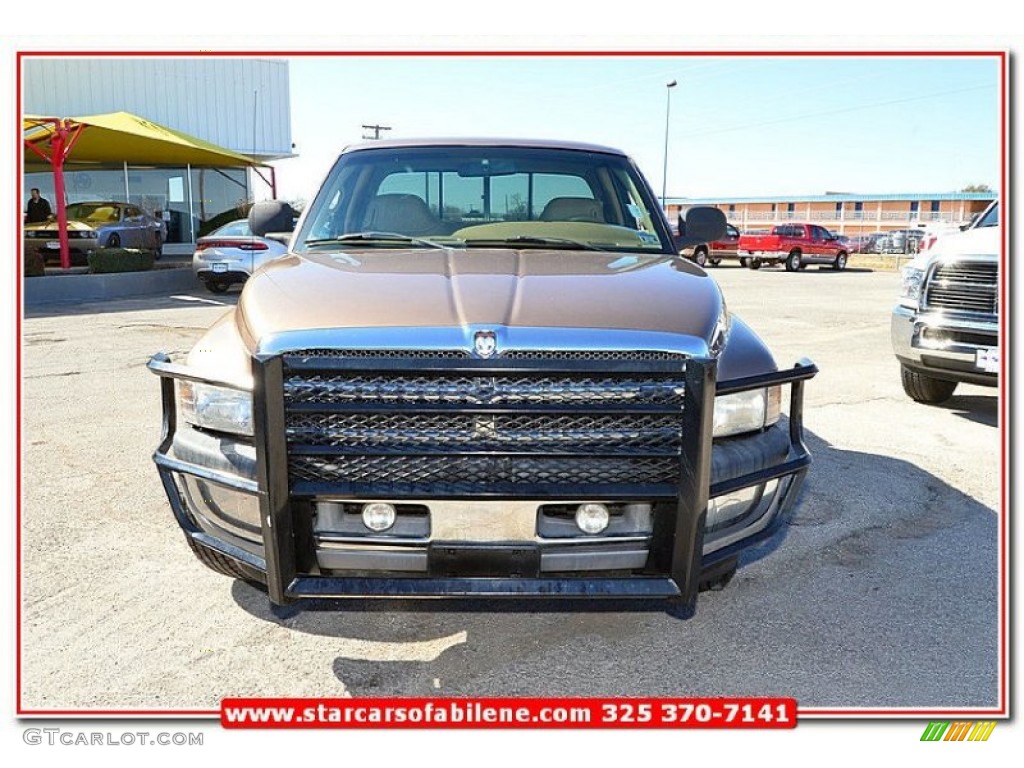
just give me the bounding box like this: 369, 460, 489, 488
674, 206, 727, 248
264, 232, 292, 246
249, 201, 296, 237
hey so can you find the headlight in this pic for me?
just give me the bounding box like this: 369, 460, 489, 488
899, 266, 925, 308
713, 386, 781, 438
177, 380, 253, 436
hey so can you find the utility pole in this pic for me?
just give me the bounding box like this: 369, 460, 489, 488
661, 80, 677, 211
362, 124, 392, 140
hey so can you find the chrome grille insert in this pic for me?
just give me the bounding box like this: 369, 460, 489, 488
923, 261, 998, 315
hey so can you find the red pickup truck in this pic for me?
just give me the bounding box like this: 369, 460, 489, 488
737, 223, 849, 271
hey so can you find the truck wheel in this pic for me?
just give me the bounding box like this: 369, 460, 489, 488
785, 251, 802, 272
709, 258, 722, 267
749, 259, 762, 270
185, 535, 264, 584
206, 281, 230, 294
739, 257, 749, 267
833, 252, 848, 271
693, 247, 708, 268
900, 365, 958, 404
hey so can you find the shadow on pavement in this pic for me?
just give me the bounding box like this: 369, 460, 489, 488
938, 393, 998, 428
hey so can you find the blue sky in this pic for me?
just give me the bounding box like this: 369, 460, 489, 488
270, 54, 1001, 204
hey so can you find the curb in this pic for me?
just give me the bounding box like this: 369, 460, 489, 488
24, 266, 198, 306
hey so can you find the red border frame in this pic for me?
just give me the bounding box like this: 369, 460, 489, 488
14, 48, 1009, 720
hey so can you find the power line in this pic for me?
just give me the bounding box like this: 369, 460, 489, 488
676, 83, 994, 140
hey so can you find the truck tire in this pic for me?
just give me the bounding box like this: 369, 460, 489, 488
833, 252, 847, 271
900, 365, 958, 404
785, 251, 802, 272
709, 258, 722, 267
206, 280, 230, 294
185, 534, 264, 584
749, 258, 762, 270
693, 247, 708, 268
739, 257, 749, 267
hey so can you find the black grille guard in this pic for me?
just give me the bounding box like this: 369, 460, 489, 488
148, 352, 817, 608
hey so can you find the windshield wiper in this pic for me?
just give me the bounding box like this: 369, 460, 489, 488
463, 236, 604, 252
304, 231, 446, 249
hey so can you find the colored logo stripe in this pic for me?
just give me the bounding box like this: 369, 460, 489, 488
921, 721, 996, 742
944, 722, 972, 741
968, 722, 997, 741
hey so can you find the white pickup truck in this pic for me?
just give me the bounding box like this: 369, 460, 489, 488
891, 201, 999, 403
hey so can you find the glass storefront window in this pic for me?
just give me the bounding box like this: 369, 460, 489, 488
190, 166, 251, 239
24, 165, 253, 245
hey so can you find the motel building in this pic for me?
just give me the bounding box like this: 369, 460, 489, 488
666, 192, 995, 238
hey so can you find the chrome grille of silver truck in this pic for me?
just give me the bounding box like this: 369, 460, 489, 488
923, 261, 998, 314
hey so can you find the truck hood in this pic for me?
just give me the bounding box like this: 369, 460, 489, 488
906, 224, 1000, 270
235, 248, 723, 354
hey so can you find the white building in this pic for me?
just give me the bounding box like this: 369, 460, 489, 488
23, 57, 293, 246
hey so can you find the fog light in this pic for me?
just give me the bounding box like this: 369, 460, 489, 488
361, 502, 397, 532
575, 503, 610, 535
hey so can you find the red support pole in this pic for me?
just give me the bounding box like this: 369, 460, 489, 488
50, 124, 71, 270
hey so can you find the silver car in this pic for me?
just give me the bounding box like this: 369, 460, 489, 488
192, 219, 289, 293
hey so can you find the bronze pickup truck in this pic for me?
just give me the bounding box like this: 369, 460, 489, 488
148, 138, 816, 612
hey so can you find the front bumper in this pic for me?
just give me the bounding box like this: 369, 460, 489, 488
25, 237, 99, 265
195, 267, 251, 285
737, 250, 786, 264
149, 354, 816, 608
891, 305, 998, 386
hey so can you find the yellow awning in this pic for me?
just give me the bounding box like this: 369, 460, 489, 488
24, 111, 259, 169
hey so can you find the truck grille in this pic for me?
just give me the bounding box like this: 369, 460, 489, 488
923, 261, 998, 315
280, 352, 687, 498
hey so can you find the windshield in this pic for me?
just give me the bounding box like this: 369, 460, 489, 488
975, 202, 998, 228
294, 145, 674, 254
212, 220, 253, 237
66, 203, 121, 223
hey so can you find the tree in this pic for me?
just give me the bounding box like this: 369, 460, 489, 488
961, 184, 993, 192
505, 193, 529, 221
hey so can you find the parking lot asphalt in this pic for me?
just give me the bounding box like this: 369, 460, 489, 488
19, 260, 1002, 711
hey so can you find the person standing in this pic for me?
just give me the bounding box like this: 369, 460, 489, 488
25, 188, 52, 223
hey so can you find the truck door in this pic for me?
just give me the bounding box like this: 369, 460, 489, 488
811, 225, 830, 262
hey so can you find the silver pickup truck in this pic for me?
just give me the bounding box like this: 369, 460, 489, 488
892, 201, 999, 403
148, 138, 816, 612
